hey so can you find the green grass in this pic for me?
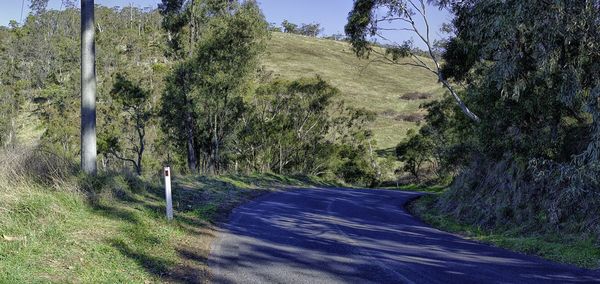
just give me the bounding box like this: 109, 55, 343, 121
0, 166, 329, 283
376, 184, 447, 193
263, 33, 443, 150
0, 174, 196, 283
409, 194, 600, 269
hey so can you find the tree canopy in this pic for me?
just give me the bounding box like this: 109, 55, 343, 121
391, 0, 600, 237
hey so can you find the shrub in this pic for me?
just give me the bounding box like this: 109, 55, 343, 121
0, 146, 77, 188
395, 113, 425, 122
381, 109, 398, 117
400, 92, 432, 100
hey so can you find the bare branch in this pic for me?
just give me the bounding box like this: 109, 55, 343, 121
376, 27, 415, 32
389, 1, 481, 122
374, 17, 412, 25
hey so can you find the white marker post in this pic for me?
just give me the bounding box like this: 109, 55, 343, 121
164, 167, 173, 221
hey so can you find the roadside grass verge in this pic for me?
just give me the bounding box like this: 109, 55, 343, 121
378, 184, 446, 193
409, 194, 600, 269
173, 173, 337, 223
0, 149, 328, 283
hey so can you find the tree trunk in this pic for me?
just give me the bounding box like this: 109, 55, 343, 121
101, 156, 106, 171
184, 0, 198, 174
129, 3, 133, 29
368, 140, 381, 188
7, 117, 14, 148
279, 140, 283, 174
81, 0, 97, 175
189, 0, 196, 56
440, 78, 480, 123
136, 127, 145, 175
185, 110, 197, 172
212, 113, 219, 174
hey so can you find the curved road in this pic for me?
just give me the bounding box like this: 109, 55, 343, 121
209, 188, 600, 283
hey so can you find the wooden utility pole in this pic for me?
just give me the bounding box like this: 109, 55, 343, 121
81, 0, 97, 174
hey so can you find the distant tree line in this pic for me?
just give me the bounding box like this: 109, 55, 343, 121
267, 20, 347, 41
273, 20, 323, 37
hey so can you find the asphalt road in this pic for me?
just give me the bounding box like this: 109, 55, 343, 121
209, 188, 600, 283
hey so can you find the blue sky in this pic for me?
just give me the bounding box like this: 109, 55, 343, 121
1, 0, 453, 48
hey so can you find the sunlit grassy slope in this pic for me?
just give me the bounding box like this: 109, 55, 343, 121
0, 160, 330, 283
262, 32, 444, 150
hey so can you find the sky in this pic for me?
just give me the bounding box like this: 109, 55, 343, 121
0, 0, 453, 49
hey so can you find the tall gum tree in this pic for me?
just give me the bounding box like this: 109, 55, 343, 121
158, 0, 199, 172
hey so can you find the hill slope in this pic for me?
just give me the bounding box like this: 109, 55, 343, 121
262, 32, 444, 150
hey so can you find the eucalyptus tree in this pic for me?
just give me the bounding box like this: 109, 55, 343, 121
159, 0, 196, 171
235, 76, 378, 184
199, 2, 267, 174
29, 0, 50, 14
299, 23, 323, 37
345, 0, 480, 122
100, 74, 152, 175
159, 0, 268, 174
158, 0, 188, 57
281, 20, 298, 34
437, 0, 600, 161
0, 24, 21, 149
238, 77, 339, 174
395, 0, 600, 235
158, 0, 238, 172
280, 21, 322, 37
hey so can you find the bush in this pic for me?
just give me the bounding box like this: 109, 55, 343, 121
436, 156, 600, 237
396, 130, 434, 183
0, 147, 152, 205
395, 113, 425, 122
381, 109, 398, 117
400, 92, 432, 100
0, 146, 77, 188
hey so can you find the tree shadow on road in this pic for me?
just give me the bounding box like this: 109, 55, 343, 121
209, 188, 600, 284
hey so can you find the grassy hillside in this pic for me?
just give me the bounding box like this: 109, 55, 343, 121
262, 32, 444, 150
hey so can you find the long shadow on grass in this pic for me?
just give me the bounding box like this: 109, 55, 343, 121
80, 173, 268, 282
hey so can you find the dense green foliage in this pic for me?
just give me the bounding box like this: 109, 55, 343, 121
160, 1, 269, 174
239, 77, 377, 183
395, 129, 433, 182
0, 1, 382, 185
0, 4, 168, 163
371, 0, 600, 237
436, 0, 600, 235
